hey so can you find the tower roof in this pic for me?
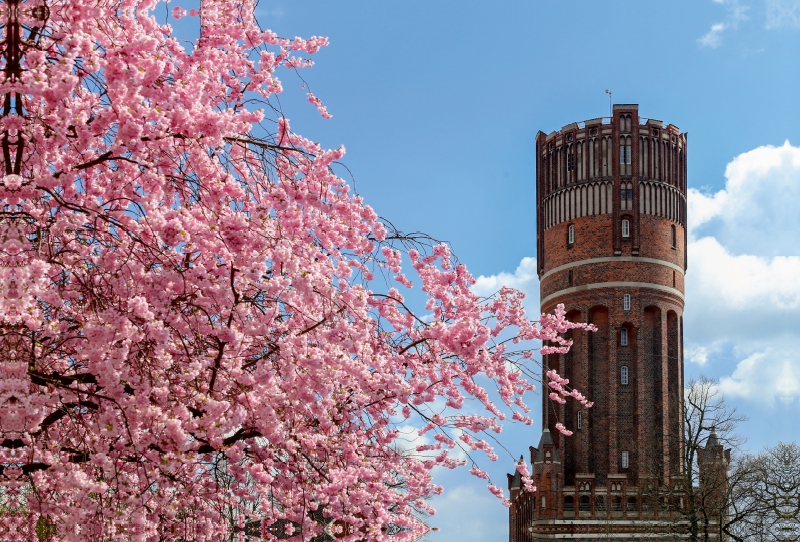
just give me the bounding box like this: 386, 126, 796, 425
707, 428, 720, 449
534, 428, 560, 463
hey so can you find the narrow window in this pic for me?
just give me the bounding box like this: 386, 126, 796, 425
621, 366, 629, 385
568, 224, 575, 245
671, 224, 676, 248
620, 144, 631, 164
567, 152, 575, 172
621, 450, 630, 469
673, 270, 676, 288
621, 219, 630, 238
623, 293, 631, 311
577, 411, 583, 430
541, 496, 546, 509
621, 328, 628, 346
568, 270, 573, 286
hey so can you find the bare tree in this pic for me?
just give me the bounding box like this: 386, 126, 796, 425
643, 376, 749, 542
725, 442, 800, 542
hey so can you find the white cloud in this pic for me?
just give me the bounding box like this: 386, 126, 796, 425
688, 141, 800, 257
687, 237, 800, 314
699, 23, 728, 47
684, 141, 800, 404
717, 341, 800, 404
698, 0, 749, 47
472, 257, 539, 313
472, 257, 537, 297
766, 0, 800, 28
686, 345, 711, 365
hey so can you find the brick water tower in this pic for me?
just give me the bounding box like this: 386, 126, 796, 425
508, 105, 687, 540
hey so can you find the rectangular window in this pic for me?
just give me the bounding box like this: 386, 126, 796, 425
621, 451, 630, 469
623, 294, 631, 311
577, 411, 583, 430
567, 153, 575, 171
621, 366, 629, 385
621, 219, 630, 238
620, 145, 631, 164
621, 328, 628, 346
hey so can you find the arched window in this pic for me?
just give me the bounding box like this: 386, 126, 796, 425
621, 328, 629, 346
621, 218, 630, 238
621, 366, 629, 385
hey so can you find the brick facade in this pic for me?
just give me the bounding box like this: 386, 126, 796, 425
509, 105, 688, 541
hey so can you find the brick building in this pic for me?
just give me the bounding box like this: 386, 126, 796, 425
508, 105, 694, 541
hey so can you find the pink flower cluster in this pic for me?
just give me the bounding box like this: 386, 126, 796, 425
0, 0, 593, 539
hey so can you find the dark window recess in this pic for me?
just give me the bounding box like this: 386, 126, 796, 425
567, 153, 575, 171
620, 145, 631, 164
568, 270, 574, 286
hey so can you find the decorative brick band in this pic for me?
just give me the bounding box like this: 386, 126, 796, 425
540, 256, 685, 281
540, 281, 684, 307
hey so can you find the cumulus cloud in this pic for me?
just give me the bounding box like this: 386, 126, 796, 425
717, 340, 800, 404
683, 141, 800, 404
698, 0, 749, 47
686, 345, 711, 365
766, 0, 800, 28
472, 257, 539, 313
688, 141, 800, 257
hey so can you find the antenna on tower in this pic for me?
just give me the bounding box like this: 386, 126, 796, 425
605, 89, 612, 117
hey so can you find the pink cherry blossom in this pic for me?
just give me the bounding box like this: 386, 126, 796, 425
0, 0, 593, 539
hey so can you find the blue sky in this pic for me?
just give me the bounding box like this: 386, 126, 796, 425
177, 1, 800, 539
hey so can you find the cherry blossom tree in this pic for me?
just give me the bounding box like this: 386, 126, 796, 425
0, 0, 592, 539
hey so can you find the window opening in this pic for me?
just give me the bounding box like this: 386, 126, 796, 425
621, 328, 628, 346
621, 366, 629, 385
568, 270, 573, 287
623, 294, 631, 311
621, 219, 630, 238
577, 411, 583, 430
568, 224, 575, 245
620, 144, 631, 164
621, 450, 630, 469
671, 224, 676, 248
567, 152, 575, 171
